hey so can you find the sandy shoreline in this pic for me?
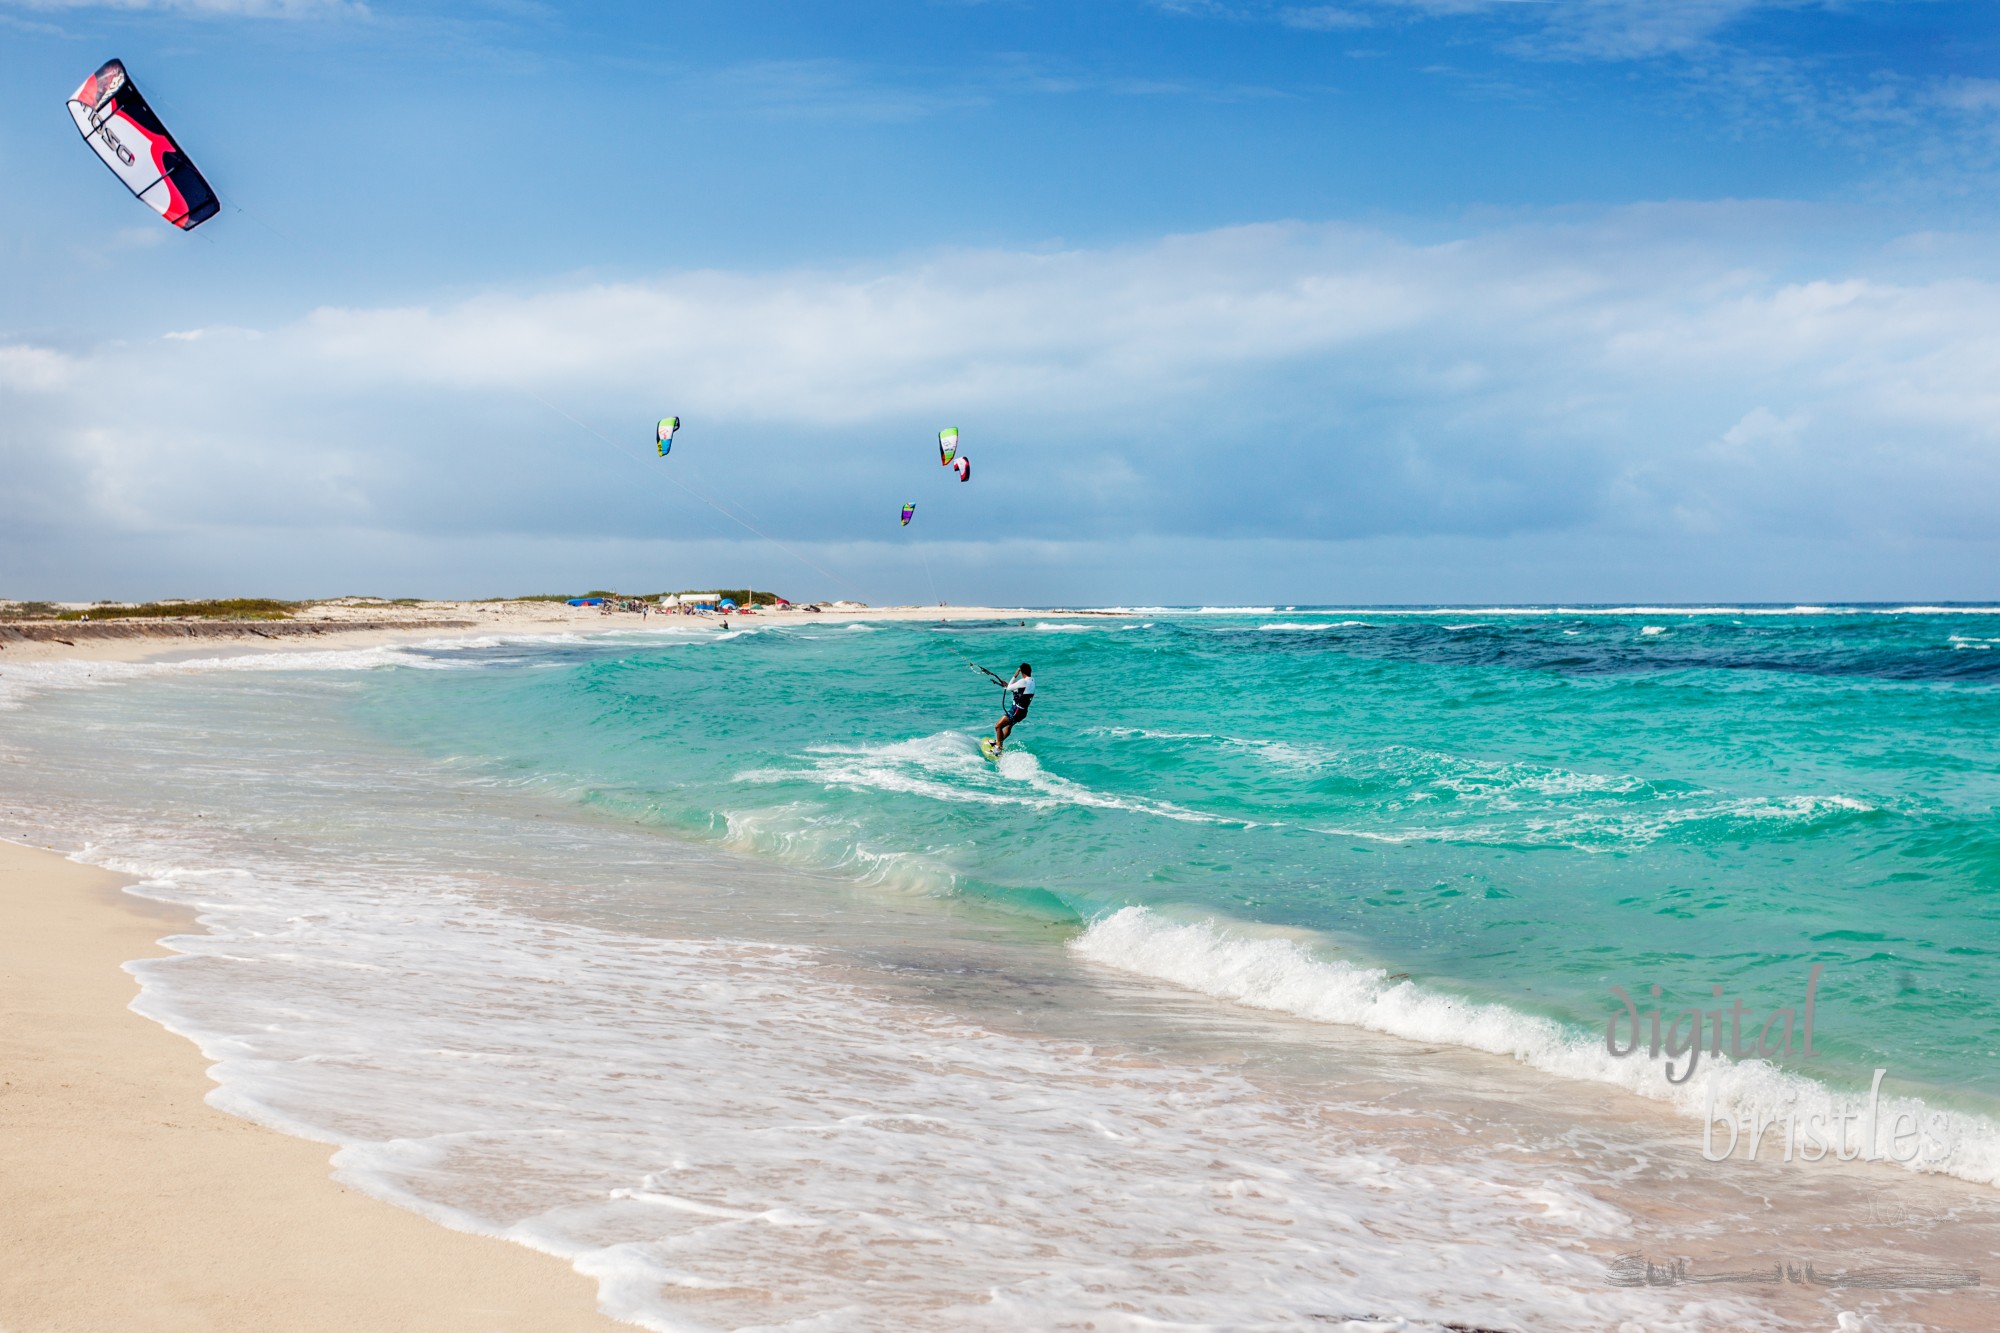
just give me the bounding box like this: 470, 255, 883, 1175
4, 609, 1999, 1328
0, 599, 1121, 665
0, 838, 621, 1331
0, 602, 1085, 1330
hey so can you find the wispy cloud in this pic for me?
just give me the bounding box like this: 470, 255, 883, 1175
1482, 0, 1796, 61
1279, 5, 1374, 31
1188, 0, 1809, 58
1244, 0, 2000, 189
690, 59, 987, 124
1936, 77, 2000, 116
0, 0, 364, 14
1347, 0, 1820, 60
681, 53, 1290, 125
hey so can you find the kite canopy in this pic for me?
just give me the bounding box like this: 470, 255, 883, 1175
66, 59, 218, 231
657, 417, 680, 457
952, 456, 970, 483
938, 428, 958, 466
900, 503, 916, 527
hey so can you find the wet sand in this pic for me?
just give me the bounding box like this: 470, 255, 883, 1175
0, 838, 621, 1331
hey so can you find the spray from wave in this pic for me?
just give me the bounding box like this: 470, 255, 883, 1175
1072, 907, 2000, 1188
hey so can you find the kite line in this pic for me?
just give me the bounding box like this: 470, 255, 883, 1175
526, 390, 873, 606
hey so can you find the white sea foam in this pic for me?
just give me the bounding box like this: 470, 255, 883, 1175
1082, 729, 1875, 849
1028, 620, 1145, 632
738, 731, 1247, 828
1196, 605, 2000, 618
0, 627, 748, 710
0, 812, 1768, 1333
1075, 604, 2000, 622
0, 626, 1972, 1328
1384, 791, 1877, 853
1890, 605, 2000, 614
0, 644, 441, 710
1074, 907, 2000, 1190
718, 803, 965, 897
1252, 620, 1369, 630
1094, 605, 1281, 615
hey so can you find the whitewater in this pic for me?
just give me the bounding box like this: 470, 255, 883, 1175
2, 607, 1997, 1331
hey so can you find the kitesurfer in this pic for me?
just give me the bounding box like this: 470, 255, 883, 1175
992, 663, 1035, 755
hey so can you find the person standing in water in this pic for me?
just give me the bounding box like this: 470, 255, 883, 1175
992, 663, 1035, 755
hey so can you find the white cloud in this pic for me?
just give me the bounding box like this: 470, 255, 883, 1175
0, 345, 78, 391
5, 206, 1999, 598
1718, 406, 1807, 451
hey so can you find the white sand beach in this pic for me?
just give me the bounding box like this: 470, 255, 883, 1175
0, 837, 619, 1331
0, 598, 1118, 665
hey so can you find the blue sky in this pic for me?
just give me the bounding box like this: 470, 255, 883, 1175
3, 0, 1998, 603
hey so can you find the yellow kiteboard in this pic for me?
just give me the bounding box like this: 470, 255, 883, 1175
980, 738, 999, 760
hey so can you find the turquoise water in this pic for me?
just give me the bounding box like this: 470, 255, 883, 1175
351, 607, 2000, 1110
6, 606, 1998, 1328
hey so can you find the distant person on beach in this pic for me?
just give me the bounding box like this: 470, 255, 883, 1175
992, 663, 1035, 755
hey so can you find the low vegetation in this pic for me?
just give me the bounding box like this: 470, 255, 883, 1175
53, 598, 297, 622
652, 588, 787, 606
499, 589, 790, 605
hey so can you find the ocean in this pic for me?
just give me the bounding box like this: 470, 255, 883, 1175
4, 606, 1998, 1331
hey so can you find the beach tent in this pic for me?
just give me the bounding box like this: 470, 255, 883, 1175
566, 598, 604, 607
718, 598, 738, 610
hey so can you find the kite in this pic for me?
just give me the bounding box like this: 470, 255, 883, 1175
938, 428, 958, 466
657, 417, 680, 457
65, 59, 219, 231
900, 503, 916, 526
952, 456, 970, 483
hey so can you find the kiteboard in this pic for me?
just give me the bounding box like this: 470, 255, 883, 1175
979, 738, 999, 761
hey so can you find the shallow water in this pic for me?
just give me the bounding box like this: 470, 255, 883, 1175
2, 607, 1996, 1330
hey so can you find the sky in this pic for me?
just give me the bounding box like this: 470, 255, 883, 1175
2, 0, 1998, 605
